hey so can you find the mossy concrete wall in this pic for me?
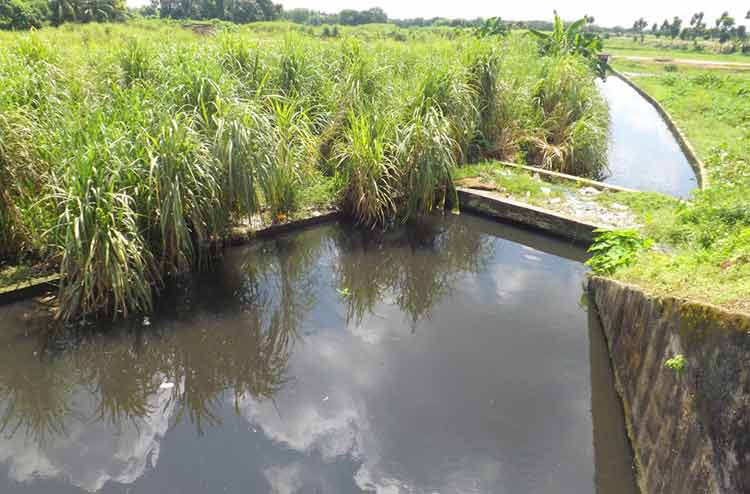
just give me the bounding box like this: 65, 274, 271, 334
457, 188, 600, 245
589, 276, 750, 494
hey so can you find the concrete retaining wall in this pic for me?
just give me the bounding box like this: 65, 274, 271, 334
589, 276, 750, 494
0, 211, 342, 307
457, 188, 602, 245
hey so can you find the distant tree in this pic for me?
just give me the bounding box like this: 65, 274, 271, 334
154, 0, 280, 22
51, 0, 126, 24
660, 19, 670, 37
651, 22, 659, 36
715, 11, 735, 43
284, 7, 312, 24
632, 17, 648, 43
475, 16, 508, 37
0, 0, 48, 29
670, 16, 682, 39
584, 14, 594, 32
336, 6, 386, 25
689, 12, 706, 39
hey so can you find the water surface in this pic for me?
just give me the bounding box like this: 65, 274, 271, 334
598, 76, 697, 197
0, 215, 636, 494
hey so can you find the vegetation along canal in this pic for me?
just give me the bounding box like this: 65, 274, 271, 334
597, 76, 697, 197
0, 215, 637, 494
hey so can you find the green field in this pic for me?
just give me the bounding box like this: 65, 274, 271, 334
597, 61, 750, 312
611, 61, 750, 159
604, 35, 750, 63
605, 35, 750, 63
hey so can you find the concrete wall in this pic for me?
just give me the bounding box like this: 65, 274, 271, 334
457, 188, 600, 245
589, 277, 750, 494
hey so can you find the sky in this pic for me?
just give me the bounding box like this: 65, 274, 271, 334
126, 0, 750, 28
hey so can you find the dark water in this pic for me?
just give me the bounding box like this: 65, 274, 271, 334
598, 76, 697, 197
0, 215, 637, 494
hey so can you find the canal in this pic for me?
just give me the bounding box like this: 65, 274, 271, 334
598, 75, 697, 197
0, 215, 637, 494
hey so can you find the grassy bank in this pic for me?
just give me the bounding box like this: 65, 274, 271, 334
592, 63, 750, 312
605, 35, 750, 63
0, 20, 608, 320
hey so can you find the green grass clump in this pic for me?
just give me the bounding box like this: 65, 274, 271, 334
528, 55, 609, 178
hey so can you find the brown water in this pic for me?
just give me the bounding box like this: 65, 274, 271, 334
0, 214, 637, 494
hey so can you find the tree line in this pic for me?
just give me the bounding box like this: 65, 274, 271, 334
0, 1, 588, 32
631, 11, 749, 44
0, 0, 280, 29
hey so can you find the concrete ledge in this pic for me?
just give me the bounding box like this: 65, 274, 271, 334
496, 160, 640, 194
609, 68, 709, 190
457, 187, 604, 245
589, 276, 750, 494
1, 211, 342, 307
0, 274, 59, 305
216, 210, 342, 247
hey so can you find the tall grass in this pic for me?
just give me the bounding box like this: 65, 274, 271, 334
0, 23, 610, 320
528, 55, 609, 177
141, 116, 223, 274
335, 112, 397, 227
50, 139, 158, 321
0, 114, 28, 260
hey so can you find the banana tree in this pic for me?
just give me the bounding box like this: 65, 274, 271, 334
529, 13, 606, 77
475, 17, 509, 38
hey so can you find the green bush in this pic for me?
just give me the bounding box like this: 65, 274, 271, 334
586, 229, 652, 275
0, 0, 47, 30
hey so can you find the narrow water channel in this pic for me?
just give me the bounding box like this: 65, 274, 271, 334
598, 75, 697, 197
0, 215, 637, 494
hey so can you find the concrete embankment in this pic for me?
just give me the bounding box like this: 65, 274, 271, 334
589, 276, 750, 494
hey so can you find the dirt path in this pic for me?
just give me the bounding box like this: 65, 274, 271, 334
613, 55, 750, 71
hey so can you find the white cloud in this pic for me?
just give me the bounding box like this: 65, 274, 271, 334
0, 377, 176, 492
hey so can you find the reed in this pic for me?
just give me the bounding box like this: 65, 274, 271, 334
0, 23, 609, 320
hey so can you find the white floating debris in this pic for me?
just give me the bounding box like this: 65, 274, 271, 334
523, 254, 542, 262
322, 395, 329, 402
159, 382, 175, 390
142, 317, 151, 327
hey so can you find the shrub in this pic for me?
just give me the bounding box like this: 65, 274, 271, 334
0, 0, 46, 30
586, 229, 652, 275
